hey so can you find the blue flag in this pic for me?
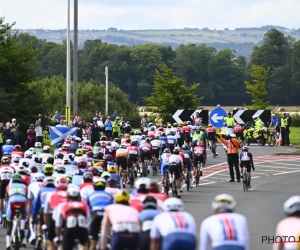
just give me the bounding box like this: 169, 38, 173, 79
49, 126, 77, 146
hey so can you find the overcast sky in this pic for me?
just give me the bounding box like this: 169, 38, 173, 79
1, 0, 299, 30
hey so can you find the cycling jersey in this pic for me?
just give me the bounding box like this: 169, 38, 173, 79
160, 153, 171, 175
159, 136, 168, 150
86, 190, 114, 214
140, 209, 160, 250
10, 151, 24, 159
79, 182, 94, 200
192, 134, 203, 142
39, 153, 54, 164
234, 125, 243, 133
200, 213, 249, 250
104, 187, 120, 197
116, 148, 128, 158
2, 144, 14, 154
20, 158, 36, 169
182, 149, 192, 171
166, 135, 177, 151
130, 193, 167, 212
31, 186, 55, 218
150, 211, 197, 250
27, 181, 45, 200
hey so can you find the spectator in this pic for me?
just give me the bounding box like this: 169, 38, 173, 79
193, 112, 202, 126
3, 122, 14, 142
112, 110, 120, 121
140, 113, 150, 127
54, 111, 61, 125
75, 117, 84, 139
124, 121, 132, 134
112, 116, 122, 138
93, 111, 102, 122
56, 120, 67, 127
91, 119, 101, 145
104, 117, 113, 140
35, 120, 43, 143
154, 114, 163, 127
286, 112, 292, 146
98, 112, 104, 121
11, 118, 20, 145
0, 123, 4, 158
25, 124, 36, 149
280, 113, 288, 146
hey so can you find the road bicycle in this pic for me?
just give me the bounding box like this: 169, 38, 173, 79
129, 162, 135, 188
208, 139, 216, 158
11, 206, 23, 250
142, 159, 149, 177
242, 167, 249, 191
184, 167, 190, 192
151, 157, 157, 176
164, 167, 170, 197
195, 161, 203, 186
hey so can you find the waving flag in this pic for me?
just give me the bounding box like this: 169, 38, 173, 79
49, 126, 77, 145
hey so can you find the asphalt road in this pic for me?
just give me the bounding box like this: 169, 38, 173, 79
0, 145, 297, 249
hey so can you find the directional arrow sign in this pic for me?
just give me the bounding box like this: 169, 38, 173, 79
232, 110, 271, 125
233, 110, 244, 124
209, 107, 227, 128
172, 110, 184, 123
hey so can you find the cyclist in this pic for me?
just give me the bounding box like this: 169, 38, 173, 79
200, 193, 249, 250
31, 177, 56, 250
6, 174, 28, 249
127, 140, 140, 176
205, 124, 218, 156
10, 144, 24, 159
0, 162, 15, 223
274, 196, 300, 250
86, 178, 114, 250
79, 172, 95, 200
192, 141, 206, 182
22, 150, 36, 168
160, 148, 171, 194
105, 178, 120, 197
140, 196, 160, 250
159, 132, 168, 152
107, 165, 122, 189
240, 146, 255, 188
168, 147, 183, 198
34, 142, 43, 155
181, 144, 193, 189
191, 129, 204, 148
130, 177, 151, 212
74, 148, 85, 163
54, 185, 90, 250
40, 145, 53, 164
2, 139, 14, 155
166, 131, 177, 153
234, 122, 245, 145
140, 137, 153, 176
151, 135, 162, 169
43, 163, 54, 177
52, 165, 66, 179
100, 189, 141, 250
150, 197, 197, 250
43, 177, 68, 250
116, 144, 129, 187
17, 163, 31, 186
182, 122, 191, 147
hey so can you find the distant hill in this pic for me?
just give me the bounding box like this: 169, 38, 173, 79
19, 25, 300, 57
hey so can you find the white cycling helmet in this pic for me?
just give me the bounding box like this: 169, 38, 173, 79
25, 150, 33, 158
283, 196, 300, 215
242, 146, 248, 151
230, 134, 237, 138
83, 140, 91, 145
43, 145, 50, 151
252, 114, 259, 120
29, 147, 36, 154
35, 142, 42, 148
33, 172, 45, 182
212, 193, 236, 212
134, 177, 151, 190
67, 184, 80, 198
163, 197, 184, 212
12, 156, 22, 163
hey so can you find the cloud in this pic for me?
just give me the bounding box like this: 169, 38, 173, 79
1, 0, 300, 30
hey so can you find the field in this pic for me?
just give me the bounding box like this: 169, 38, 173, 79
290, 127, 300, 146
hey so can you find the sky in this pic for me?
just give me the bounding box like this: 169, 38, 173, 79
1, 0, 300, 30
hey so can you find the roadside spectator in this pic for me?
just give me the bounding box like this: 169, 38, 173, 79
0, 123, 4, 158
75, 117, 84, 139
3, 122, 14, 142
112, 117, 122, 138
154, 114, 163, 126
35, 120, 43, 143
286, 112, 292, 146
104, 117, 113, 140
269, 114, 280, 133
56, 120, 67, 127
25, 124, 36, 149
54, 111, 61, 125
112, 110, 120, 121
280, 113, 288, 146
91, 119, 101, 145
193, 112, 202, 126
140, 113, 150, 127
93, 111, 102, 122
124, 121, 132, 134
98, 112, 104, 121
11, 118, 20, 145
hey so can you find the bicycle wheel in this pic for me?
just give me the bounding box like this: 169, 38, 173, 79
164, 177, 169, 197
195, 169, 200, 186
268, 135, 276, 146
243, 172, 248, 191
186, 174, 190, 192
172, 178, 177, 197
212, 146, 216, 158
129, 175, 134, 188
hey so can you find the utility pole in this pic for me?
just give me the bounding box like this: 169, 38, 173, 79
73, 0, 78, 114
66, 0, 71, 125
105, 66, 108, 117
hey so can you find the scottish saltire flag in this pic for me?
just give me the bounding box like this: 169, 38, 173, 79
49, 126, 77, 145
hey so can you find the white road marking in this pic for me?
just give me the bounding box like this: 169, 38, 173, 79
207, 176, 229, 180
251, 176, 260, 179
256, 169, 285, 172
271, 162, 300, 167
273, 169, 300, 175
256, 165, 297, 169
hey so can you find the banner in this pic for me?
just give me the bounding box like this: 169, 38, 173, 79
49, 126, 77, 145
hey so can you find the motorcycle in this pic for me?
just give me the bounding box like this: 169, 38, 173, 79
243, 121, 270, 146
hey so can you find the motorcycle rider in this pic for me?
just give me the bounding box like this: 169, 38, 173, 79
251, 114, 264, 139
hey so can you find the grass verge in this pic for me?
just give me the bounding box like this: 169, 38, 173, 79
290, 127, 300, 146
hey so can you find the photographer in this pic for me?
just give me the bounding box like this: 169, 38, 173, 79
91, 119, 101, 145
25, 124, 36, 149
11, 119, 20, 145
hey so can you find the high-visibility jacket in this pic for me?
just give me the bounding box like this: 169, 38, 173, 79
219, 137, 240, 154
280, 118, 288, 128
224, 117, 235, 126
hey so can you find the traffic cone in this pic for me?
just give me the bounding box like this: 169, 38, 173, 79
276, 133, 282, 146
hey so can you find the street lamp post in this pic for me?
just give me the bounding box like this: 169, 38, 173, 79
73, 0, 78, 114
66, 0, 71, 125
105, 67, 108, 117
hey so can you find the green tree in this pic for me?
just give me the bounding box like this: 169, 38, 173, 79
244, 65, 270, 110
144, 64, 202, 118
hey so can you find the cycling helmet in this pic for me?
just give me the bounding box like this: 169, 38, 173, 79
78, 161, 87, 169
47, 157, 54, 164
67, 184, 80, 198
252, 114, 259, 120
93, 177, 106, 188
87, 151, 94, 158
1, 156, 9, 164
160, 132, 166, 136
33, 172, 45, 182
33, 155, 42, 163
29, 147, 36, 154
75, 149, 84, 156
75, 137, 81, 142
35, 142, 42, 148
56, 166, 66, 174
163, 148, 170, 153
56, 143, 63, 149
208, 124, 212, 127
115, 189, 130, 203
83, 172, 93, 181
88, 167, 98, 176
129, 131, 134, 135
63, 155, 71, 164
14, 145, 21, 151
153, 135, 159, 140
125, 138, 131, 143
100, 136, 108, 141
31, 165, 38, 173
44, 177, 55, 187
55, 152, 64, 159
181, 145, 187, 150
55, 177, 68, 190
83, 140, 91, 146
143, 196, 157, 209
242, 146, 248, 151
107, 177, 118, 186
6, 139, 12, 145
230, 134, 237, 138
149, 181, 160, 193
107, 165, 117, 173
12, 173, 22, 182
21, 161, 29, 168
173, 123, 178, 127
18, 165, 27, 175
97, 151, 104, 159
44, 164, 54, 175
68, 153, 75, 160
105, 154, 113, 162
169, 131, 175, 136
148, 123, 153, 127
62, 144, 70, 151
135, 177, 150, 191
212, 193, 236, 212
173, 147, 180, 154
163, 197, 184, 212
43, 145, 50, 152
283, 196, 300, 215
25, 150, 33, 158
120, 144, 127, 149
101, 171, 111, 181
95, 141, 101, 147
197, 141, 203, 146
114, 138, 121, 144
145, 137, 151, 142
12, 156, 22, 163
130, 141, 137, 146
227, 125, 232, 128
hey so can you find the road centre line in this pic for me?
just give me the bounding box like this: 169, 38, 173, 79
273, 169, 300, 175
271, 162, 300, 166
257, 169, 285, 172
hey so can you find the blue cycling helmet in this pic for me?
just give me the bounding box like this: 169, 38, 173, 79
74, 169, 84, 176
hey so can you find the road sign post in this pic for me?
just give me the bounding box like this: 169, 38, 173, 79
209, 107, 227, 128
65, 106, 70, 126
